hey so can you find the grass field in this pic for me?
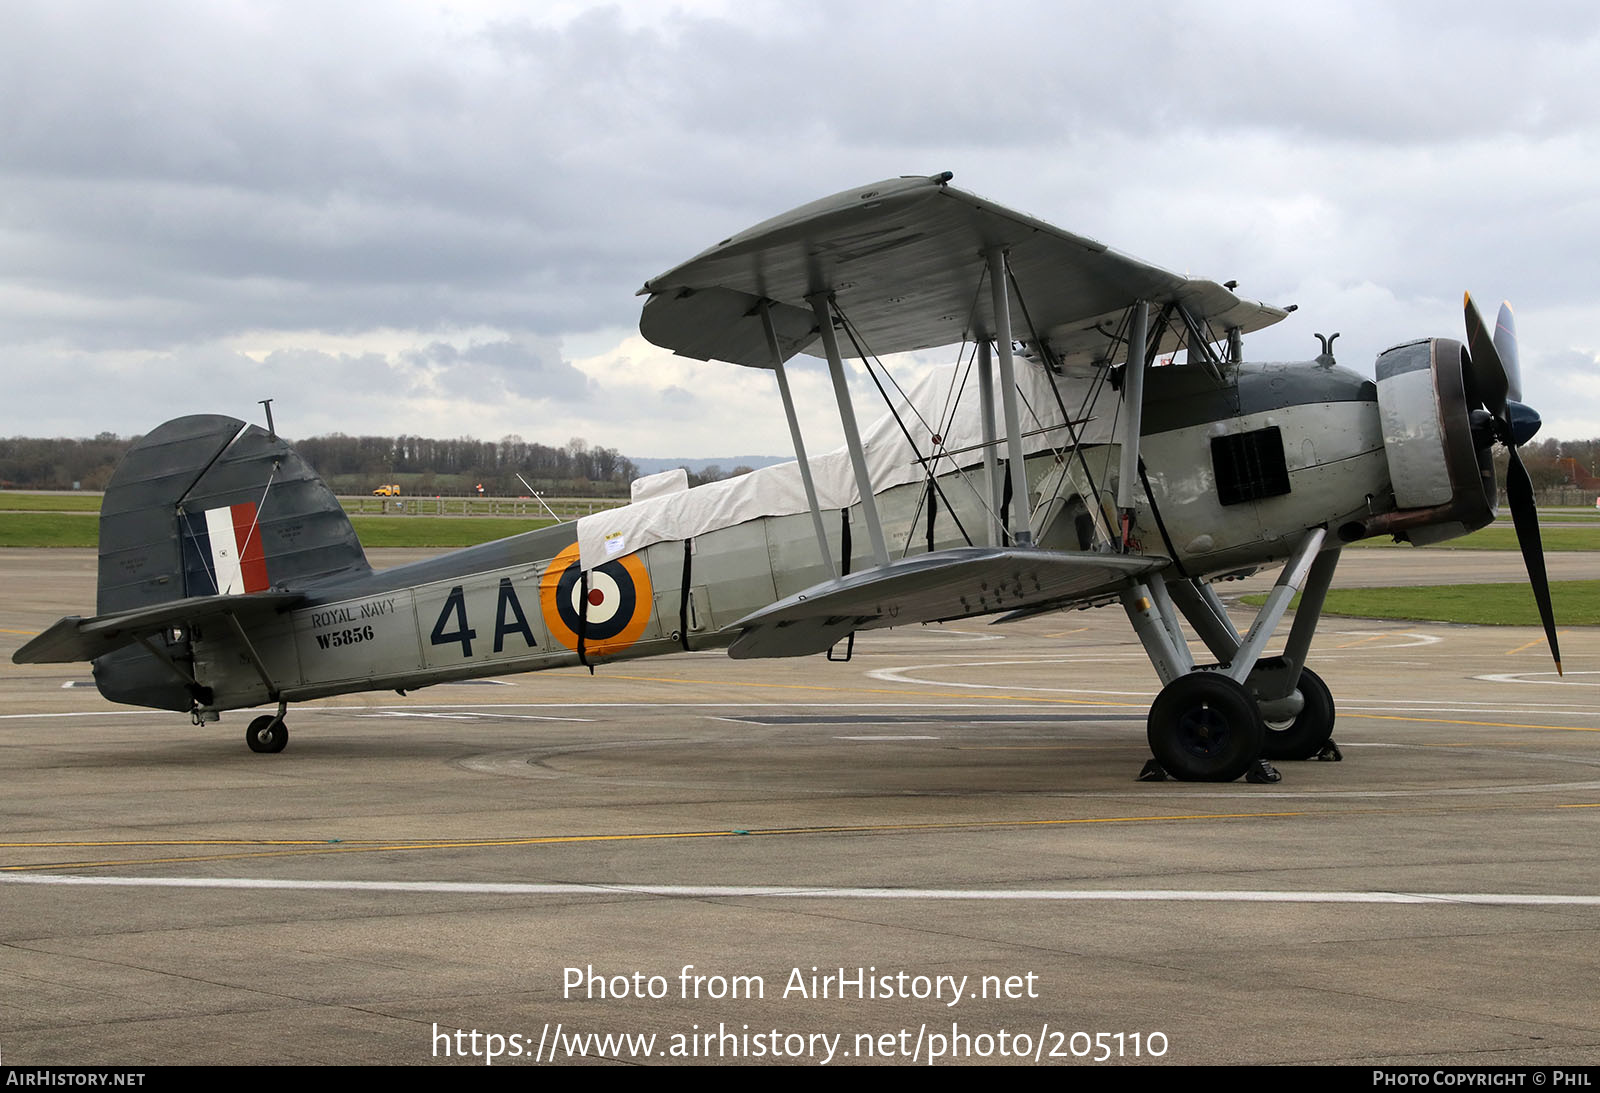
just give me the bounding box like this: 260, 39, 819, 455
1244, 581, 1600, 626
3, 496, 1597, 573
342, 496, 623, 518
0, 493, 102, 512
0, 513, 99, 546
0, 483, 570, 550
0, 512, 561, 549
1531, 507, 1600, 519
1350, 523, 1599, 551
346, 515, 560, 547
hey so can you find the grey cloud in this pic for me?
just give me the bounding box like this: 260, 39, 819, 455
2, 0, 1599, 441
401, 337, 592, 403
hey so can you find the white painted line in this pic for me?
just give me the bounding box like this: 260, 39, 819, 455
836, 735, 940, 741
1477, 671, 1600, 687
0, 710, 172, 719
485, 714, 597, 723
1127, 779, 1600, 800
1328, 631, 1443, 648
9, 696, 1600, 724
867, 659, 1156, 697
863, 663, 1600, 716
355, 711, 595, 723
4, 874, 1599, 906
0, 702, 1113, 722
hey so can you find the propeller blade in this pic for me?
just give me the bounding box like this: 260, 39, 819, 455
1494, 301, 1522, 403
1504, 444, 1561, 674
1463, 292, 1509, 417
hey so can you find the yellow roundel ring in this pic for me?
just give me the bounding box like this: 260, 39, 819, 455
538, 542, 654, 657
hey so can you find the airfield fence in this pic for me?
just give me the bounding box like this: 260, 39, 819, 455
1537, 486, 1600, 508
341, 495, 626, 519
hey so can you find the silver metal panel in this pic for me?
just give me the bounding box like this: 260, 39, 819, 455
1377, 344, 1453, 508
193, 610, 299, 708
412, 566, 553, 672
1136, 360, 1386, 575
292, 589, 423, 685
764, 510, 848, 600
688, 521, 780, 630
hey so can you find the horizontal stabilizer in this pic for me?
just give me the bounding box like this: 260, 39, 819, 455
13, 590, 303, 665
727, 548, 1164, 659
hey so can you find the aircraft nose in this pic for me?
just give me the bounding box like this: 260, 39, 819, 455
1505, 399, 1541, 446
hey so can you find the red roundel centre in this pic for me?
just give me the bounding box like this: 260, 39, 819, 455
588, 588, 606, 606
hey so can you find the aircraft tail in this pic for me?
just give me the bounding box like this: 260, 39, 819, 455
91, 414, 370, 710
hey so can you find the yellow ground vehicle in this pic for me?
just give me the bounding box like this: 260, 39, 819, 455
371, 484, 401, 496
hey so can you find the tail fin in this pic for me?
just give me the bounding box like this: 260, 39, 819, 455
93, 414, 369, 710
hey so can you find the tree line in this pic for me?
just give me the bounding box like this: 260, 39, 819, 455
293, 433, 641, 495
0, 431, 653, 496
3, 431, 1598, 501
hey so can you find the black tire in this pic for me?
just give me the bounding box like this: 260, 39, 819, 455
246, 714, 288, 754
1260, 667, 1335, 761
1147, 672, 1264, 782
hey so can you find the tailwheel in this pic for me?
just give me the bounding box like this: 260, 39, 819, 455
1148, 672, 1264, 782
1261, 667, 1335, 761
246, 714, 288, 754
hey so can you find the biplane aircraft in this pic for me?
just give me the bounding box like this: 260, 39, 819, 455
13, 172, 1560, 782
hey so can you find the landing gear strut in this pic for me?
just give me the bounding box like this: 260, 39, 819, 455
1123, 529, 1341, 782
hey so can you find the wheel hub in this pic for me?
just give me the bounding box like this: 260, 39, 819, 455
1176, 704, 1230, 755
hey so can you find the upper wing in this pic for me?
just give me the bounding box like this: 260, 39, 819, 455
726, 547, 1166, 659
640, 172, 1286, 368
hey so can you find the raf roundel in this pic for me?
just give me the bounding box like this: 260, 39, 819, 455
539, 542, 654, 657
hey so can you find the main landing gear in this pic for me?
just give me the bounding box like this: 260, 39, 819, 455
1123, 529, 1342, 783
1260, 666, 1335, 761
1147, 672, 1263, 783
245, 701, 289, 753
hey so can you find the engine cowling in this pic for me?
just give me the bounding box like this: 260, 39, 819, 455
1341, 336, 1496, 545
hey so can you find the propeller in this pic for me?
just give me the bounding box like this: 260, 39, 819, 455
1463, 293, 1560, 675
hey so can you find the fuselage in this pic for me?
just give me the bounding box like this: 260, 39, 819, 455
160, 358, 1395, 715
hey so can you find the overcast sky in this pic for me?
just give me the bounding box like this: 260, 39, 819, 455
3, 0, 1598, 458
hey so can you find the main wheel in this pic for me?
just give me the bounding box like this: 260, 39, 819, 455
246, 714, 288, 754
1148, 672, 1264, 782
1260, 667, 1335, 761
